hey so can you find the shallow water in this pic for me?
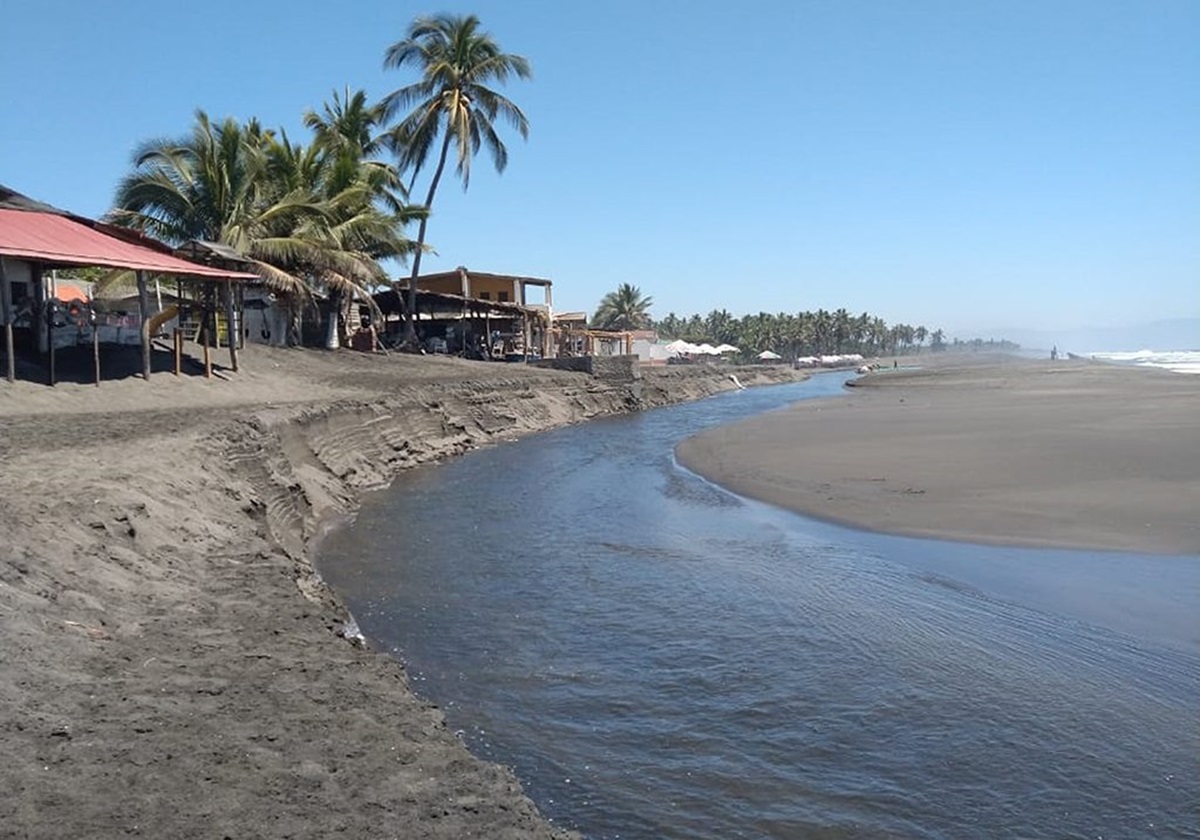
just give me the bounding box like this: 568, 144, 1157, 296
320, 374, 1199, 839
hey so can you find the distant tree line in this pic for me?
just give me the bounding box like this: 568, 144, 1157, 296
590, 284, 1020, 359
654, 307, 942, 358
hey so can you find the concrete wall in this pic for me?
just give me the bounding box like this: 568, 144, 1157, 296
533, 354, 641, 381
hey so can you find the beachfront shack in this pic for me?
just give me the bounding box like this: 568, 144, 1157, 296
378, 267, 554, 359
544, 312, 636, 359
0, 185, 257, 384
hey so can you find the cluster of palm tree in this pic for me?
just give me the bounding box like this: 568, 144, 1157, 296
588, 285, 944, 358
107, 13, 530, 350
654, 308, 944, 358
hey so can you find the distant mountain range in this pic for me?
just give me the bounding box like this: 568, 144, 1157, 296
962, 317, 1199, 354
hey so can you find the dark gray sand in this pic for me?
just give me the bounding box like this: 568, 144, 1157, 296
678, 356, 1200, 554
0, 345, 803, 838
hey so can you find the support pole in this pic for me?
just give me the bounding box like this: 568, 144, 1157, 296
43, 267, 55, 387
137, 270, 151, 380
204, 302, 213, 379
236, 283, 245, 350
0, 258, 13, 383
173, 328, 182, 376
92, 308, 100, 386
222, 282, 239, 372
47, 305, 56, 387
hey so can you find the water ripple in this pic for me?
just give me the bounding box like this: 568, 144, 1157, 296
320, 374, 1199, 839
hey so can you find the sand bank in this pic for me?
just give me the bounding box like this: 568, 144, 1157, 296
0, 346, 804, 838
677, 355, 1200, 554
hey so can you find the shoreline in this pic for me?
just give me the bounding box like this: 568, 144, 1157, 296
0, 346, 805, 838
676, 355, 1200, 555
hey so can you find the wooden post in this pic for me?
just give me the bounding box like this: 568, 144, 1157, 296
222, 281, 239, 372
236, 283, 245, 350
173, 328, 182, 376
137, 270, 151, 380
204, 302, 213, 378
0, 257, 13, 383
92, 309, 100, 387
47, 307, 56, 387
42, 266, 55, 386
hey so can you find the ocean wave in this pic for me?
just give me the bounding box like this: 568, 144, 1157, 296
1086, 349, 1200, 375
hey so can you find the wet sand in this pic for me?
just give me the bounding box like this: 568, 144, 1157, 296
0, 344, 804, 839
677, 355, 1200, 554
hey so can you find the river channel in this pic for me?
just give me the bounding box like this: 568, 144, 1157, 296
319, 373, 1198, 839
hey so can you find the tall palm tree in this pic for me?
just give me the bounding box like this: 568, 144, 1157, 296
300, 89, 422, 347
592, 283, 654, 330
303, 87, 411, 216
381, 13, 531, 345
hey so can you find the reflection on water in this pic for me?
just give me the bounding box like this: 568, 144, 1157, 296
320, 374, 1199, 839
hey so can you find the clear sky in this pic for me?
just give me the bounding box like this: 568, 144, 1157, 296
3, 0, 1197, 337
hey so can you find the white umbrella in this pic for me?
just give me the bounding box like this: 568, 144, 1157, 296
714, 344, 739, 353
664, 339, 691, 355
757, 350, 782, 360
696, 343, 720, 355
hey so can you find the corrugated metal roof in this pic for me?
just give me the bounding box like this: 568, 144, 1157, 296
0, 207, 257, 280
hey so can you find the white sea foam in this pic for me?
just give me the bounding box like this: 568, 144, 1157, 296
1085, 349, 1200, 375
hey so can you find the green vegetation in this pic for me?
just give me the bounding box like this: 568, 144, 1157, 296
109, 103, 416, 347
107, 13, 528, 350
592, 283, 654, 330
652, 308, 930, 357
647, 308, 1018, 358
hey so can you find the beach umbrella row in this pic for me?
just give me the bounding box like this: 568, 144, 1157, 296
664, 340, 740, 356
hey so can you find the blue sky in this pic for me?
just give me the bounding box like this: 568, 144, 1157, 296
3, 0, 1196, 337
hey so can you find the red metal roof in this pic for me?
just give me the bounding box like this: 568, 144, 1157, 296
0, 208, 257, 280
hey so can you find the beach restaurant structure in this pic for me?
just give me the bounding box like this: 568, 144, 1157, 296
378, 267, 555, 359
379, 268, 637, 362
0, 186, 257, 384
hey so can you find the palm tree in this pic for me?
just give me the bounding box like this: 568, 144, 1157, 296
657, 312, 684, 339
381, 13, 532, 346
592, 283, 654, 330
111, 109, 414, 349
112, 111, 348, 298
303, 87, 411, 217
300, 89, 421, 347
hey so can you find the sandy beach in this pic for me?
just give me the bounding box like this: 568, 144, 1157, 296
0, 346, 803, 838
677, 355, 1200, 554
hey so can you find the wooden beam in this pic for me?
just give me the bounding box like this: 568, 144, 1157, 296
0, 258, 13, 383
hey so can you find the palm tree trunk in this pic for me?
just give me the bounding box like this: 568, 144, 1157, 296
137, 271, 151, 380
402, 129, 454, 347
325, 289, 343, 350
